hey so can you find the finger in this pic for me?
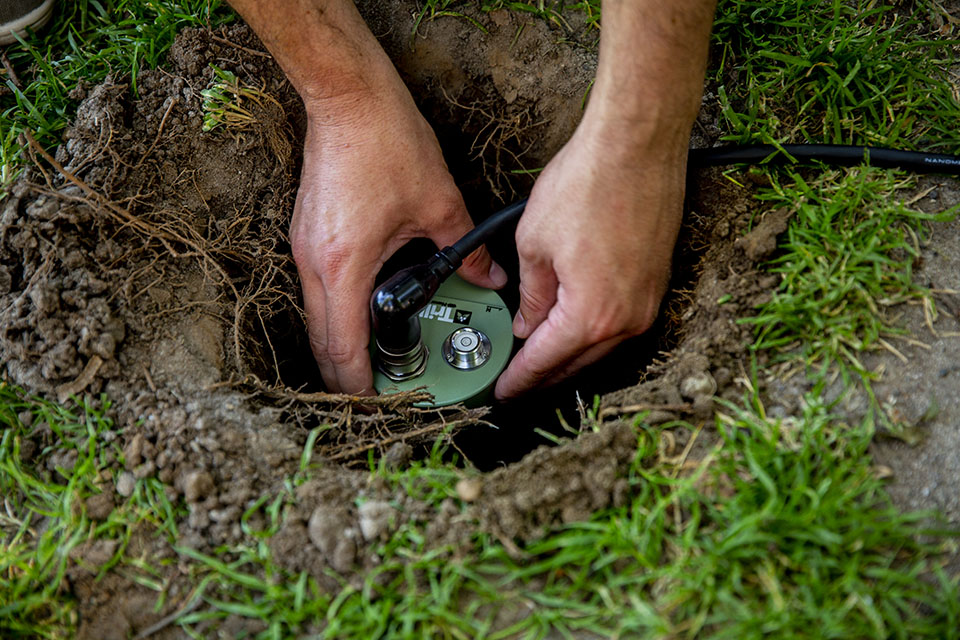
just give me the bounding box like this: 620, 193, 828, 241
299, 269, 340, 391
460, 245, 508, 290
320, 274, 376, 396
494, 309, 586, 400
428, 210, 507, 290
514, 258, 558, 339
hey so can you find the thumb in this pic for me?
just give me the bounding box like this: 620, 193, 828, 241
429, 216, 507, 291
458, 244, 508, 290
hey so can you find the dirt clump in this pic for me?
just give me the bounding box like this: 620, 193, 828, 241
600, 168, 777, 421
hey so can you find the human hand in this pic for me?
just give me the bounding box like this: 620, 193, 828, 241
291, 88, 506, 394
493, 118, 688, 400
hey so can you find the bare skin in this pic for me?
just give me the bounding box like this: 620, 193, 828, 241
227, 0, 716, 399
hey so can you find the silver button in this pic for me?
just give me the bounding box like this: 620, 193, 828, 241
442, 327, 491, 370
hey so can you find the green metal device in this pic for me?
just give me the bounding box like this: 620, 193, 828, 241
371, 274, 513, 407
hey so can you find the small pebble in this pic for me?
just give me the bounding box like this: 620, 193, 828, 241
183, 470, 215, 503
680, 372, 718, 400
357, 500, 396, 540
766, 405, 789, 420
188, 506, 210, 530
308, 507, 343, 556
456, 478, 483, 502
123, 433, 144, 470
331, 536, 357, 573
116, 471, 136, 497
133, 461, 156, 479
85, 492, 115, 521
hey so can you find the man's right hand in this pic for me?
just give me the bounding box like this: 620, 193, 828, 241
228, 0, 505, 394
291, 89, 506, 394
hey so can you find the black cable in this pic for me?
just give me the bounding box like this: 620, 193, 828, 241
372, 142, 960, 348
450, 144, 960, 256
451, 198, 528, 259
688, 143, 960, 174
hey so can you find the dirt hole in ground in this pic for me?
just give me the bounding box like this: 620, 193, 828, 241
0, 6, 788, 634
258, 220, 701, 470
238, 1, 726, 471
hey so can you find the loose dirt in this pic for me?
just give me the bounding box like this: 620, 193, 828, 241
2, 2, 958, 635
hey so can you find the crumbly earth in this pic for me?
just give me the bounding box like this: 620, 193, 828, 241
1, 3, 957, 636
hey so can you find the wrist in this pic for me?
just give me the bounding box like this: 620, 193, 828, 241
300, 62, 414, 140
576, 97, 696, 163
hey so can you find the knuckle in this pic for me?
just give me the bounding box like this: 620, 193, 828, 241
290, 226, 356, 278
425, 194, 467, 229
515, 217, 543, 251
300, 241, 355, 280
293, 238, 353, 273
518, 281, 551, 314
290, 234, 312, 267
308, 334, 331, 367
569, 287, 660, 345
515, 231, 540, 259
318, 245, 352, 273
325, 341, 362, 368
581, 302, 632, 344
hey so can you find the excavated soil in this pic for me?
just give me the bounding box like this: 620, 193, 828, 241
2, 3, 958, 636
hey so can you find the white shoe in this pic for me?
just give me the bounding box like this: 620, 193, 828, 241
0, 0, 55, 46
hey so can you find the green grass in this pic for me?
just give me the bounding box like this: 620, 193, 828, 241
0, 0, 235, 194
3, 381, 958, 637
712, 0, 960, 151
96, 395, 955, 638
0, 382, 183, 638
741, 166, 958, 378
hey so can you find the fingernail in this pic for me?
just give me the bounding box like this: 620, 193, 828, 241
513, 310, 525, 337
488, 262, 508, 288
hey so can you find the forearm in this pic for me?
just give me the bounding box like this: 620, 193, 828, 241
226, 0, 402, 116
586, 0, 716, 145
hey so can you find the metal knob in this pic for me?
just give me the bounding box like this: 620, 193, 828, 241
442, 327, 491, 371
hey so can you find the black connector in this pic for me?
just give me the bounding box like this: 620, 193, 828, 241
370, 199, 529, 362
370, 247, 460, 355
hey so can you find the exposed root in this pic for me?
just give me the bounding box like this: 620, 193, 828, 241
244, 380, 491, 464
326, 413, 491, 462
598, 402, 694, 421
441, 86, 545, 200
250, 383, 436, 410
